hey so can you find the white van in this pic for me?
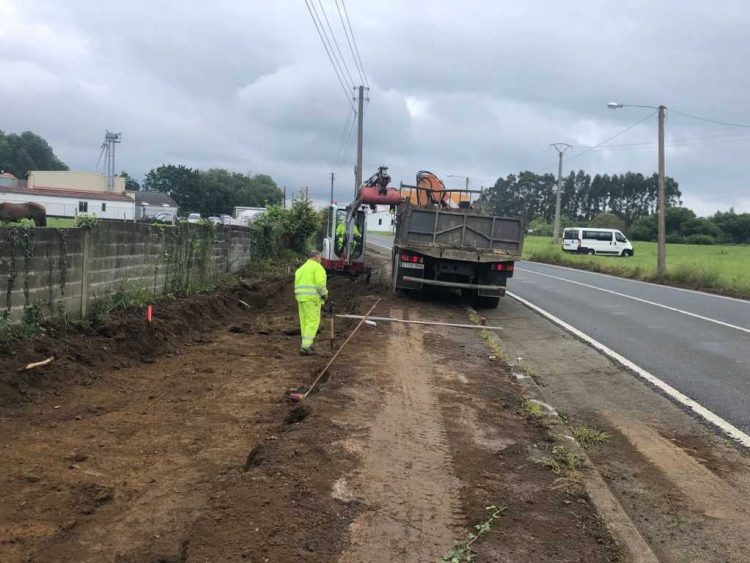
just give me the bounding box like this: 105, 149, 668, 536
562, 228, 634, 257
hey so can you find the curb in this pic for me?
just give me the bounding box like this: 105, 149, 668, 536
477, 318, 659, 563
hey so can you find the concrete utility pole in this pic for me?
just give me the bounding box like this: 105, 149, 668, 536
354, 85, 368, 196
283, 186, 287, 209
551, 143, 572, 245
657, 105, 666, 276
608, 102, 667, 275
330, 172, 335, 204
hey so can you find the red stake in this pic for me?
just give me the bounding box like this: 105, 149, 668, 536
147, 305, 153, 322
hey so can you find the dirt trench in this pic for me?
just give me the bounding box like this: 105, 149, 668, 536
0, 256, 620, 562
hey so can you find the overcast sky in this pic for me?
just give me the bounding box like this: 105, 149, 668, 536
2, 0, 749, 215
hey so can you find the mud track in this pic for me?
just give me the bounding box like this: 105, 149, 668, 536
1, 256, 619, 562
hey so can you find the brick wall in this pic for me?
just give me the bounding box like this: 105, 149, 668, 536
0, 221, 253, 322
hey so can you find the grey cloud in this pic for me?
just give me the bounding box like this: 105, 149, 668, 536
2, 0, 749, 215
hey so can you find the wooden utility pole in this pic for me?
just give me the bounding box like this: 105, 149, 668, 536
657, 105, 666, 276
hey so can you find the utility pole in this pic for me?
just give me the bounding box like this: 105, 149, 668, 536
354, 85, 367, 196
551, 143, 572, 245
330, 172, 335, 204
657, 105, 666, 276
305, 186, 309, 202
607, 101, 667, 275
283, 186, 287, 209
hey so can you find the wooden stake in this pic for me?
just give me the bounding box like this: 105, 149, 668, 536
302, 298, 381, 400
334, 314, 503, 331
20, 356, 55, 372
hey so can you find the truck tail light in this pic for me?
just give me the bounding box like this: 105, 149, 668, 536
400, 253, 423, 263
492, 262, 514, 272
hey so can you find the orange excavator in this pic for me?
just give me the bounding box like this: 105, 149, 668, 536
321, 166, 401, 279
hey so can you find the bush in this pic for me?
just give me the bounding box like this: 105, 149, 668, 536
683, 234, 716, 245
249, 198, 320, 259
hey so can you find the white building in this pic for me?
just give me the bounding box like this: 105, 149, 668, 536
135, 191, 178, 219
0, 170, 136, 220
366, 208, 394, 232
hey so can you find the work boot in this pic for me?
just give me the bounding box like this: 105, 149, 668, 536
299, 347, 317, 356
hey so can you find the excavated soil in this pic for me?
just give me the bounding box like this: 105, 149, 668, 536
0, 255, 621, 562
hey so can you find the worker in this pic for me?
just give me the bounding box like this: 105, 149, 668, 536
294, 249, 328, 355
336, 221, 361, 255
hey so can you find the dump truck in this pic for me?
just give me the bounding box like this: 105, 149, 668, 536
392, 171, 524, 308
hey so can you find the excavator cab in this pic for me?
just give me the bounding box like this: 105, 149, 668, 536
333, 207, 364, 258
321, 203, 367, 276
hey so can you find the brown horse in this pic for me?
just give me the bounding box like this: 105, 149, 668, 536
0, 202, 47, 227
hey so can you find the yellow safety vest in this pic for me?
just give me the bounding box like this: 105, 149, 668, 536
294, 259, 328, 302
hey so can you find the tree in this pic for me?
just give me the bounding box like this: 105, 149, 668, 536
143, 164, 202, 213
120, 170, 141, 191
0, 130, 68, 177
589, 212, 626, 231
142, 164, 283, 216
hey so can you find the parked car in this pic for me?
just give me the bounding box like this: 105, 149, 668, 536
207, 216, 222, 225
562, 227, 634, 256
187, 213, 201, 224
148, 211, 175, 224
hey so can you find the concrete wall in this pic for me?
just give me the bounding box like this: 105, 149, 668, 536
28, 171, 126, 194
0, 190, 136, 220
0, 221, 253, 323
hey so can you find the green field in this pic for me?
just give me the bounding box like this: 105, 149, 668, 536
0, 217, 76, 228
522, 236, 750, 298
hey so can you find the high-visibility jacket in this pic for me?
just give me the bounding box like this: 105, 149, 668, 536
336, 223, 361, 248
294, 259, 328, 302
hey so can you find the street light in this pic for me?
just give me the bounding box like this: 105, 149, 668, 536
608, 102, 667, 276
447, 174, 470, 206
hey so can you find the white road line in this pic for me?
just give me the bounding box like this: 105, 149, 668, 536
517, 267, 750, 335
506, 290, 750, 449
368, 240, 392, 251
522, 260, 750, 305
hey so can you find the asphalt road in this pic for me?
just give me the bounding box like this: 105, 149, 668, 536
367, 233, 750, 433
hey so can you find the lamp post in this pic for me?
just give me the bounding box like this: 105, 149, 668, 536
608, 102, 667, 276
447, 174, 470, 205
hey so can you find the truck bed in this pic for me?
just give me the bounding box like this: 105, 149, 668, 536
393, 202, 524, 259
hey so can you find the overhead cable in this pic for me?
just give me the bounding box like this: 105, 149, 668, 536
339, 0, 369, 87
316, 0, 356, 88
334, 0, 366, 85
671, 109, 750, 128
568, 110, 658, 161
304, 0, 356, 111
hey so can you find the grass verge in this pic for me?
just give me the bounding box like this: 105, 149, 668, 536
523, 236, 750, 298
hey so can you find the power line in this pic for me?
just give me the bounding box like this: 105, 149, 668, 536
308, 0, 353, 91
340, 0, 369, 87
577, 131, 750, 151
568, 110, 658, 162
316, 0, 356, 88
335, 110, 358, 172
671, 109, 750, 128
334, 0, 365, 85
304, 0, 355, 111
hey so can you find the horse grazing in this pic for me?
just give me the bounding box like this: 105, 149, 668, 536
0, 202, 47, 227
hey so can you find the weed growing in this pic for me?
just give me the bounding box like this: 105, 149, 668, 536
538, 445, 581, 479
522, 398, 546, 419
572, 425, 611, 449
441, 505, 506, 562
